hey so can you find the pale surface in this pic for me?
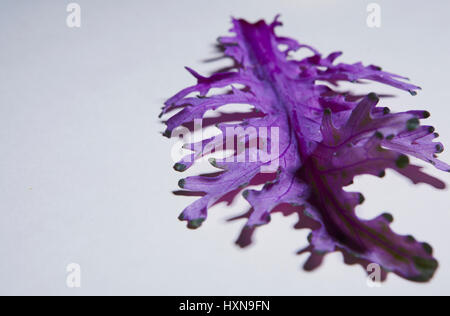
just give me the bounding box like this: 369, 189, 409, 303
0, 0, 449, 295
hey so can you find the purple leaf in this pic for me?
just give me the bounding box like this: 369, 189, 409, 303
161, 17, 448, 282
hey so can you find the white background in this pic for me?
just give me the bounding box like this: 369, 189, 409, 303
1, 0, 449, 295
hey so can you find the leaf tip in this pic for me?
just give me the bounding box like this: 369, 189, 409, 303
358, 193, 365, 205
422, 242, 433, 255
410, 256, 438, 282
396, 155, 410, 169
406, 118, 420, 131
367, 92, 379, 101
174, 163, 187, 172
163, 129, 172, 138
381, 212, 394, 223
187, 218, 205, 229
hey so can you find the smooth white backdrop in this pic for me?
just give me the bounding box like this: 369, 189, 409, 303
0, 0, 449, 295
